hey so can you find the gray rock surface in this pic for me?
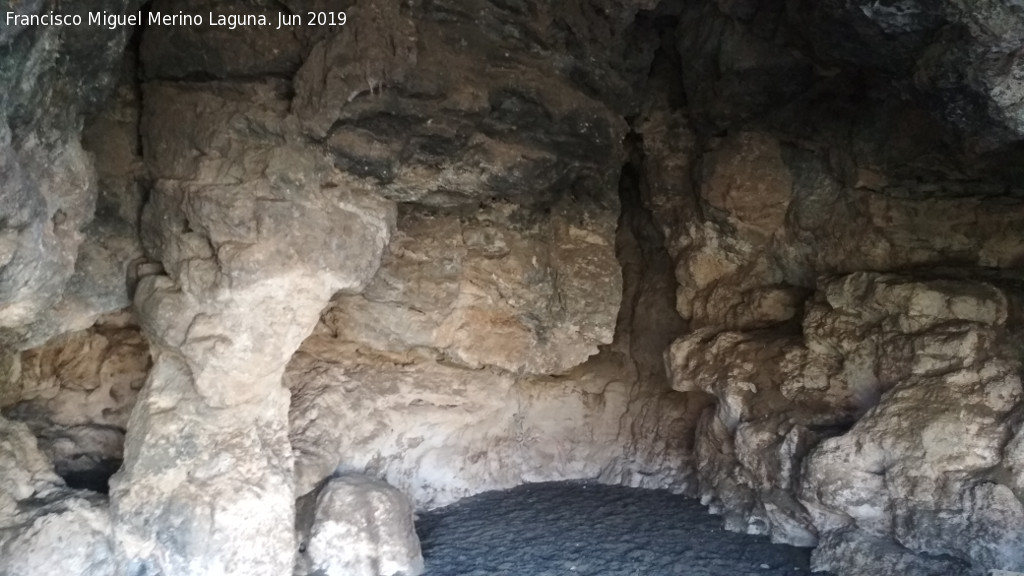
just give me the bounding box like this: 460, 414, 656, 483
2, 1, 1024, 576
0, 1, 142, 351
289, 0, 640, 206
298, 474, 423, 576
0, 415, 116, 576
799, 277, 1024, 575
286, 165, 699, 507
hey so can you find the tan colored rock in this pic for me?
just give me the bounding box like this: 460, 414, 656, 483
322, 200, 621, 375
649, 123, 1024, 333
669, 272, 1024, 573
2, 311, 148, 483
288, 340, 695, 506
110, 79, 395, 576
701, 132, 792, 239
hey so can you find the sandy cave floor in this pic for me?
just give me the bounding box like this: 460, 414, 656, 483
416, 482, 830, 576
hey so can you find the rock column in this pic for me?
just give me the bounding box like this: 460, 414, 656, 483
108, 81, 394, 576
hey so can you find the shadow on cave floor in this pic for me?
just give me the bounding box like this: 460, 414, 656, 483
416, 482, 829, 576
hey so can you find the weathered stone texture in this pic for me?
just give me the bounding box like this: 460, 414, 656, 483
322, 200, 621, 375
1, 311, 148, 486
0, 415, 116, 576
3, 1, 1024, 576
288, 336, 695, 508
668, 272, 1024, 574
111, 34, 396, 575
298, 474, 424, 576
0, 1, 143, 351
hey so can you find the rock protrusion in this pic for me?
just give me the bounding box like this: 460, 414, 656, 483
298, 474, 423, 576
668, 272, 1024, 575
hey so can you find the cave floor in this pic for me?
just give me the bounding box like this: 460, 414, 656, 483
416, 482, 828, 576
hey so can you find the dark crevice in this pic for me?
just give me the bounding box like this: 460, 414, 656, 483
56, 458, 123, 494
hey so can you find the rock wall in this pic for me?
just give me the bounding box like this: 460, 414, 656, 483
1, 1, 1023, 576
277, 0, 704, 512
111, 0, 685, 574
1, 310, 148, 490
287, 168, 701, 507
0, 0, 144, 352
0, 414, 118, 576
297, 473, 424, 576
109, 67, 395, 576
637, 2, 1024, 573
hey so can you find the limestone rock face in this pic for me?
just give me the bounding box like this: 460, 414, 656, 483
4, 1, 1024, 575
287, 164, 697, 506
110, 45, 395, 576
0, 415, 116, 576
639, 6, 1024, 572
799, 278, 1023, 575
298, 474, 423, 576
0, 1, 143, 351
1, 311, 148, 488
649, 125, 1024, 331
322, 200, 621, 375
288, 340, 696, 508
668, 272, 1024, 574
289, 0, 641, 207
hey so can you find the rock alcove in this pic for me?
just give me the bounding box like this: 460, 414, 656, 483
1, 1, 1023, 575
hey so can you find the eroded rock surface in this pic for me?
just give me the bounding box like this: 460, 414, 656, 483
323, 200, 621, 375
639, 9, 1024, 569
298, 474, 423, 576
108, 73, 395, 574
288, 342, 696, 507
0, 1, 143, 352
0, 415, 116, 576
287, 148, 700, 507
2, 1, 1024, 575
1, 311, 148, 490
668, 273, 1024, 574
800, 277, 1024, 575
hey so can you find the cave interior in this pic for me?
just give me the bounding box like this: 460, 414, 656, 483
1, 0, 1024, 575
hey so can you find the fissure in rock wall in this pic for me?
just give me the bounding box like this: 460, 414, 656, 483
1, 0, 1024, 575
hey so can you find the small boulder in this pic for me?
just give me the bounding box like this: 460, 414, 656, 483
301, 474, 423, 576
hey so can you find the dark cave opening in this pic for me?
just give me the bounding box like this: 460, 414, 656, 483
56, 458, 123, 494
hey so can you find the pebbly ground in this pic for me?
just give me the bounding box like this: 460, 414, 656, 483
416, 481, 831, 576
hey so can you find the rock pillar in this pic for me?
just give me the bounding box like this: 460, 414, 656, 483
108, 82, 394, 576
